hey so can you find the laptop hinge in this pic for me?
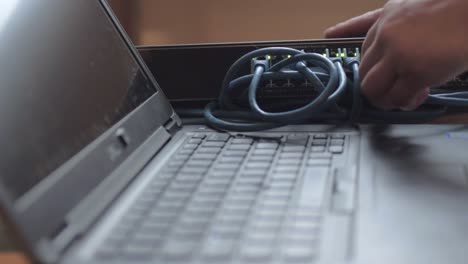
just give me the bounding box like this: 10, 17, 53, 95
164, 112, 182, 134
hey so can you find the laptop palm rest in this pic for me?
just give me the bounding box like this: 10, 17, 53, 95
357, 125, 468, 264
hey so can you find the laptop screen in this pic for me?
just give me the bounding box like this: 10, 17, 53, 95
0, 0, 156, 200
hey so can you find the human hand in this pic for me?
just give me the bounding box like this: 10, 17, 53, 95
325, 0, 468, 110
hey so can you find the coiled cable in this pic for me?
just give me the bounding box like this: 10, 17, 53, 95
201, 47, 468, 132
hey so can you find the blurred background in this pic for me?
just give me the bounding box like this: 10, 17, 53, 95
107, 0, 386, 46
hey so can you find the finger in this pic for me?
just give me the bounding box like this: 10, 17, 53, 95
400, 87, 430, 111
387, 79, 428, 110
361, 56, 396, 110
324, 8, 383, 38
361, 20, 379, 56
359, 34, 383, 82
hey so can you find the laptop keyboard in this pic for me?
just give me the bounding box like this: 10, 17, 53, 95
95, 132, 347, 263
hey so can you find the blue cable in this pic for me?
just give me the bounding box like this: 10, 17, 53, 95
202, 47, 468, 132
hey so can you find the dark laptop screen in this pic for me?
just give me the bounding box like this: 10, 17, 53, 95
0, 0, 156, 200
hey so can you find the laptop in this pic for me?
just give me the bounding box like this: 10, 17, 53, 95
2, 1, 468, 264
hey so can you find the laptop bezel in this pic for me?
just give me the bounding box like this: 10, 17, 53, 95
0, 0, 180, 262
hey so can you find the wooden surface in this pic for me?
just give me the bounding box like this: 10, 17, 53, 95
0, 253, 28, 264
108, 0, 386, 45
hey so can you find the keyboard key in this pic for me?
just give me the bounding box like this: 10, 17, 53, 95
263, 191, 291, 202
203, 141, 225, 148
329, 145, 344, 154
207, 133, 230, 142
227, 144, 251, 151
219, 156, 244, 163
331, 133, 345, 139
213, 163, 240, 170
215, 211, 248, 224
183, 143, 199, 150
237, 177, 264, 186
232, 138, 253, 145
253, 210, 285, 224
277, 159, 301, 166
224, 193, 257, 204
186, 201, 219, 214
330, 139, 345, 146
186, 160, 212, 168
201, 237, 235, 260
163, 189, 192, 200
282, 244, 318, 262
268, 181, 295, 190
250, 155, 274, 162
211, 224, 243, 238
308, 152, 332, 159
283, 145, 305, 152
180, 211, 212, 223
290, 207, 322, 221
131, 231, 165, 246
256, 143, 279, 149
223, 199, 253, 211
260, 199, 289, 210
240, 240, 275, 261
285, 228, 320, 242
162, 239, 197, 260
188, 138, 203, 144
167, 182, 196, 192
157, 199, 186, 211
219, 207, 251, 218
232, 184, 261, 194
173, 154, 190, 161
245, 162, 271, 170
313, 133, 328, 139
312, 139, 327, 146
179, 149, 194, 155
202, 179, 231, 189
168, 160, 185, 167
192, 133, 207, 139
210, 170, 237, 178
273, 166, 299, 174
144, 213, 177, 227
271, 173, 297, 182
239, 172, 266, 181
249, 220, 282, 232
279, 152, 302, 159
171, 226, 205, 240
179, 167, 208, 175
198, 147, 222, 154
307, 159, 331, 166
310, 146, 326, 152
245, 230, 277, 241
121, 243, 154, 259
192, 153, 218, 161
179, 215, 211, 228
252, 149, 276, 156
286, 219, 321, 233
193, 191, 225, 203
285, 134, 309, 145
223, 150, 248, 157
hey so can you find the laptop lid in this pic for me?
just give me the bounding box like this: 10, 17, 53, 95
0, 0, 178, 262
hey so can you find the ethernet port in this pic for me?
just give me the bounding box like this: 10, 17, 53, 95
282, 79, 296, 89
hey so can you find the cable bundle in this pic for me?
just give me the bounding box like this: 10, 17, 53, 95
202, 47, 465, 132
